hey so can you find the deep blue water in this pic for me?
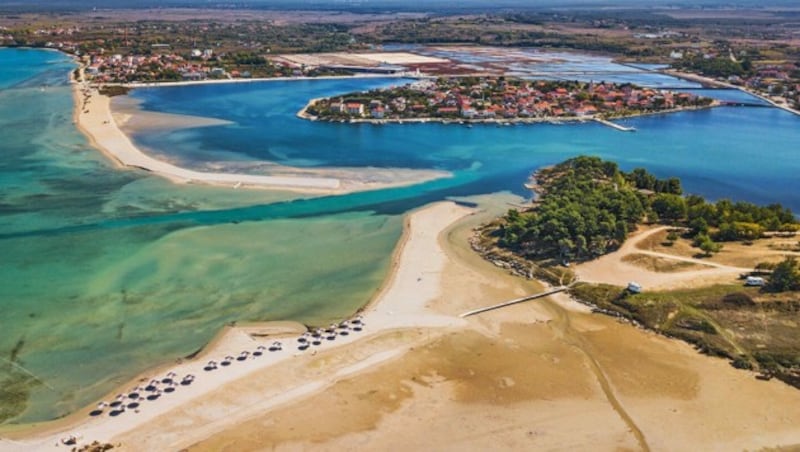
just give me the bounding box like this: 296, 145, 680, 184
129, 77, 800, 217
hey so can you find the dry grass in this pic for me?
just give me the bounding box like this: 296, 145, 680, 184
636, 230, 800, 268
621, 253, 703, 273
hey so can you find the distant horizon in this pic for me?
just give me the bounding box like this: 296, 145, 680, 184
1, 0, 799, 14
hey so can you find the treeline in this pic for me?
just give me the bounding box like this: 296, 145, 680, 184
363, 18, 633, 54
673, 56, 753, 78
9, 21, 363, 56
225, 52, 268, 66
653, 194, 798, 242
764, 257, 800, 293
497, 156, 797, 262
499, 156, 681, 260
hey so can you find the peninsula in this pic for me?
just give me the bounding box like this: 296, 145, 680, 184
475, 156, 800, 387
301, 77, 716, 124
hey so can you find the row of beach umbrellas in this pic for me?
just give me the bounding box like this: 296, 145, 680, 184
296, 317, 364, 350
87, 315, 366, 421
89, 371, 195, 418
202, 315, 366, 368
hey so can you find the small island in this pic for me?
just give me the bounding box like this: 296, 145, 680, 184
301, 77, 716, 126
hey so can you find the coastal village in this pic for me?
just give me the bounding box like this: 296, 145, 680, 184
2, 17, 797, 110
80, 49, 302, 83
306, 77, 715, 122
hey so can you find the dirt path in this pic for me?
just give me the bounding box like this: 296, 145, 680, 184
626, 227, 753, 271
575, 226, 750, 290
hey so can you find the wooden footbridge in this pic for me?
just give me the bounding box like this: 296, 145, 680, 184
460, 286, 569, 318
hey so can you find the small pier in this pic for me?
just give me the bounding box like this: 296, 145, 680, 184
718, 101, 771, 108
593, 117, 636, 132
460, 287, 568, 318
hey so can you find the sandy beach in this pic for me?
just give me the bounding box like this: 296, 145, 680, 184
0, 202, 473, 451
5, 199, 800, 451
72, 74, 449, 194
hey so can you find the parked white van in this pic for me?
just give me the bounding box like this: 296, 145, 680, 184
745, 276, 765, 287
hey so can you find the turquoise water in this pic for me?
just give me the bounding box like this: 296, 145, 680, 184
1, 48, 799, 424
0, 49, 403, 424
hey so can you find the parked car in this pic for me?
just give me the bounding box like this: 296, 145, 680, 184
627, 282, 642, 293
745, 276, 765, 287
